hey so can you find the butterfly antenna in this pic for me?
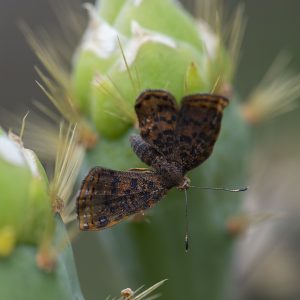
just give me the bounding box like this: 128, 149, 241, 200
190, 186, 248, 192
184, 189, 189, 253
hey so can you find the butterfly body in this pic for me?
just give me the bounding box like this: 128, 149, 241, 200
77, 89, 229, 231
130, 134, 188, 189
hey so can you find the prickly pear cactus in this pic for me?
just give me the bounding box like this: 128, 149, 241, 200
4, 0, 299, 299
0, 129, 84, 300
71, 1, 249, 299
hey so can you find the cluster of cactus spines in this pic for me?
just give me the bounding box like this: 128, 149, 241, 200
241, 54, 300, 124
2, 0, 300, 299
22, 23, 98, 149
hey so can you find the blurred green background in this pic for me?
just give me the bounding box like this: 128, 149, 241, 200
1, 1, 300, 299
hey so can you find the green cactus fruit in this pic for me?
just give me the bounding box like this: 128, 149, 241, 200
90, 32, 206, 138
71, 1, 218, 138
114, 0, 203, 50
71, 5, 123, 114
89, 77, 132, 138
0, 129, 84, 299
0, 130, 51, 247
72, 50, 114, 114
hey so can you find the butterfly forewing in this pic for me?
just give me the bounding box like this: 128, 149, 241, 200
175, 94, 229, 173
135, 89, 179, 159
77, 167, 168, 231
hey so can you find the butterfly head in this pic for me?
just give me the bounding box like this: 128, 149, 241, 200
177, 176, 191, 191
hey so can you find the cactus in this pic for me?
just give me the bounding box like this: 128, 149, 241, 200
71, 1, 248, 299
0, 127, 84, 300
2, 0, 300, 299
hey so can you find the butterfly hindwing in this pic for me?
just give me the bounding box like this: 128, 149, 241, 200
135, 89, 179, 159
175, 94, 229, 173
77, 167, 168, 231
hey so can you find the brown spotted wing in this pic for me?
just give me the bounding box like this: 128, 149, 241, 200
77, 167, 168, 230
77, 89, 228, 231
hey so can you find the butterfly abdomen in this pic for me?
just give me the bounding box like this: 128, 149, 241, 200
130, 134, 161, 167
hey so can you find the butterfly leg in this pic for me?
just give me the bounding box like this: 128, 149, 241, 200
130, 134, 162, 167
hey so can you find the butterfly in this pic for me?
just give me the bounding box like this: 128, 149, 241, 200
76, 89, 229, 231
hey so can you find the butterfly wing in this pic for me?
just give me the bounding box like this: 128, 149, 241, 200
175, 94, 229, 173
76, 167, 168, 231
130, 134, 162, 167
135, 89, 179, 159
